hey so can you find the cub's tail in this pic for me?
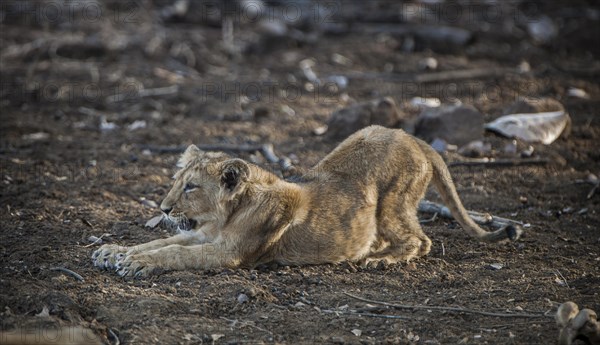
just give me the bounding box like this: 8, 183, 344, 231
416, 139, 522, 242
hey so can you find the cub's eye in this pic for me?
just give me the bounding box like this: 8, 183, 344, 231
183, 183, 198, 193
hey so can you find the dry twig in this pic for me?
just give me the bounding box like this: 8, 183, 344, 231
587, 181, 599, 199
108, 329, 120, 345
418, 199, 523, 229
220, 317, 273, 335
448, 158, 549, 167
343, 292, 550, 318
346, 67, 520, 83
321, 308, 411, 320
50, 267, 85, 282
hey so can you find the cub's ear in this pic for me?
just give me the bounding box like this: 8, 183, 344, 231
220, 159, 249, 192
177, 144, 201, 168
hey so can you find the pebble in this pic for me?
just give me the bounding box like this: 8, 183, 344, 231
88, 235, 103, 244
294, 301, 306, 308
331, 336, 345, 344
567, 87, 589, 99
237, 293, 249, 304
141, 199, 158, 208
488, 263, 503, 270
527, 15, 557, 44
419, 57, 438, 70
351, 329, 362, 337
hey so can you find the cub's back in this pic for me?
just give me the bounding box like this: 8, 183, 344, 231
312, 126, 429, 182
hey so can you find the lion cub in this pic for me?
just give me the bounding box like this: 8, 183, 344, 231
93, 126, 521, 277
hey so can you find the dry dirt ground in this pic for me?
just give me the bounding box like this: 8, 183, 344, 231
1, 1, 599, 344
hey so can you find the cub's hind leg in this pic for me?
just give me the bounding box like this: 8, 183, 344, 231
364, 170, 433, 266
364, 220, 432, 266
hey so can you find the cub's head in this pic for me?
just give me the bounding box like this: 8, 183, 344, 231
160, 145, 250, 231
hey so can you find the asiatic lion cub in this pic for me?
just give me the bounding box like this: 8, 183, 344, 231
93, 126, 521, 277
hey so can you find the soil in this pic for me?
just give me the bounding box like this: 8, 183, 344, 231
1, 1, 599, 344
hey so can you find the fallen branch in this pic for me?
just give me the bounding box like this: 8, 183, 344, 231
50, 267, 84, 282
346, 67, 520, 84
321, 309, 411, 320
343, 292, 550, 318
448, 157, 549, 168
351, 23, 473, 47
415, 67, 519, 83
418, 199, 524, 228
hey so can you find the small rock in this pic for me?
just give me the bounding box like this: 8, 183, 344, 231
326, 75, 349, 90
351, 329, 362, 337
313, 125, 328, 136
237, 293, 249, 304
140, 199, 158, 208
326, 97, 405, 140
562, 207, 574, 214
459, 140, 491, 158
88, 235, 103, 245
567, 87, 589, 99
22, 132, 50, 141
294, 301, 306, 308
419, 57, 438, 70
430, 138, 447, 153
410, 97, 441, 109
518, 61, 531, 73
331, 53, 353, 66
488, 263, 503, 270
527, 15, 558, 44
127, 120, 147, 131
414, 104, 485, 146
100, 117, 118, 131
331, 336, 345, 344
520, 145, 535, 158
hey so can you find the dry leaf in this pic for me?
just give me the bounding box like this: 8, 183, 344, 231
485, 110, 570, 144
145, 215, 163, 228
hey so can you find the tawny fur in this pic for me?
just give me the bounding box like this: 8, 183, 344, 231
92, 126, 520, 277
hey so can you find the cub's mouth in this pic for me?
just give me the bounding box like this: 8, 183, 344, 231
163, 216, 197, 232
182, 219, 197, 231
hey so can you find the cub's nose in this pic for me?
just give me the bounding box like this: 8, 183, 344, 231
161, 206, 172, 215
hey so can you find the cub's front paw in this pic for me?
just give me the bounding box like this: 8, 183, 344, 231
92, 244, 129, 270
115, 253, 158, 278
